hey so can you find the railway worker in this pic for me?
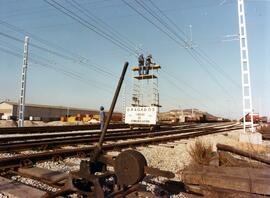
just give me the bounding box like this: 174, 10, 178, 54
145, 54, 152, 75
100, 106, 105, 131
138, 54, 144, 76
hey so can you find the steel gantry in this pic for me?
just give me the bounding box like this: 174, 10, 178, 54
237, 0, 254, 132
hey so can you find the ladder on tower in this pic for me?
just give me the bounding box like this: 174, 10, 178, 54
237, 0, 254, 132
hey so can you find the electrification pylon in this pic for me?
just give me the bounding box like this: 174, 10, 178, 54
237, 0, 254, 132
18, 36, 29, 127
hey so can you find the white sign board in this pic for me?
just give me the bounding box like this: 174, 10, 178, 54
125, 106, 157, 125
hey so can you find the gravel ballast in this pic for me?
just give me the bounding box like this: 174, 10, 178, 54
1, 128, 269, 197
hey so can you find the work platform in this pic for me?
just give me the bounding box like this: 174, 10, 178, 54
151, 103, 162, 107
131, 64, 161, 71
134, 74, 157, 80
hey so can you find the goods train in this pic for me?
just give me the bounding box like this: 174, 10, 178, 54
240, 113, 260, 123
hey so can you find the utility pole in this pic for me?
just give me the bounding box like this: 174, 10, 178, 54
237, 0, 254, 132
18, 36, 29, 127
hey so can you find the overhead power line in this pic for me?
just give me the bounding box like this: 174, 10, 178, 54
0, 31, 115, 80
43, 1, 224, 109
119, 0, 236, 107
44, 0, 138, 56
0, 44, 113, 93
121, 0, 186, 48
146, 0, 240, 88
0, 19, 119, 80
67, 0, 139, 52
0, 1, 238, 112
124, 0, 238, 102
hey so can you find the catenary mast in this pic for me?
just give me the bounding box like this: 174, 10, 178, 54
237, 0, 254, 132
18, 36, 29, 127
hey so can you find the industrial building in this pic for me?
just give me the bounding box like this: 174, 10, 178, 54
159, 109, 203, 123
0, 101, 110, 121
159, 109, 224, 123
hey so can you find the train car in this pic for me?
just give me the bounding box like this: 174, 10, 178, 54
240, 113, 260, 123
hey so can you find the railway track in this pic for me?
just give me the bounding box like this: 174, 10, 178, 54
0, 124, 177, 143
0, 123, 232, 152
0, 122, 244, 198
0, 122, 240, 169
0, 123, 127, 135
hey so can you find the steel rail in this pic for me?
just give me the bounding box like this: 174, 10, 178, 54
0, 124, 241, 169
0, 123, 127, 135
0, 124, 236, 152
0, 128, 142, 142
0, 125, 213, 144
0, 122, 231, 142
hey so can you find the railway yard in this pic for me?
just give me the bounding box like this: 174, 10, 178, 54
0, 60, 269, 197
0, 122, 269, 198
0, 0, 269, 197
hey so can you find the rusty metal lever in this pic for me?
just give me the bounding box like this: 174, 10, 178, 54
93, 62, 129, 160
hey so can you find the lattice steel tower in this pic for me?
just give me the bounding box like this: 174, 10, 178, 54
18, 36, 29, 127
237, 0, 254, 132
131, 63, 160, 109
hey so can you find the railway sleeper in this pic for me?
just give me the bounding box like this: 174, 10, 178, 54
16, 167, 68, 186
0, 176, 46, 198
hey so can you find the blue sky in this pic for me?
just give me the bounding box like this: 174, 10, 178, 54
0, 0, 269, 119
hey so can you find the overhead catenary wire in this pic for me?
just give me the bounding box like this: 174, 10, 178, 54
67, 0, 140, 53
0, 19, 120, 80
0, 44, 113, 93
0, 23, 136, 92
0, 4, 207, 113
0, 29, 121, 82
146, 0, 240, 88
120, 0, 220, 106
159, 71, 214, 110
160, 69, 230, 110
42, 0, 211, 106
1, 2, 217, 104
195, 47, 240, 87
1, 0, 239, 114
133, 0, 236, 87
44, 0, 138, 56
134, 0, 189, 46
124, 0, 238, 102
121, 0, 187, 49
64, 0, 205, 105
